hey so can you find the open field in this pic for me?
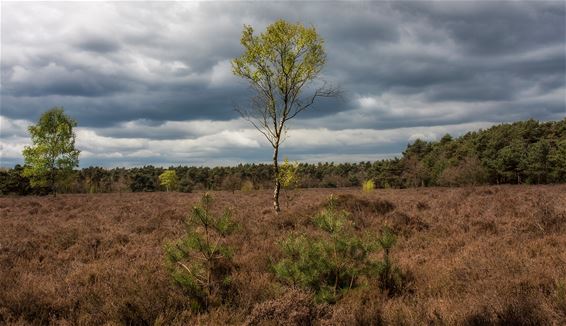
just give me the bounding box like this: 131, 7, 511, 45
1, 185, 565, 325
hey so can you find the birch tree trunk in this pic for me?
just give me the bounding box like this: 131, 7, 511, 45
273, 145, 281, 213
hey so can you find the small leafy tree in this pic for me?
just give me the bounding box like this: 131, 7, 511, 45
278, 158, 301, 207
22, 107, 80, 196
362, 179, 375, 192
159, 169, 178, 192
164, 193, 237, 311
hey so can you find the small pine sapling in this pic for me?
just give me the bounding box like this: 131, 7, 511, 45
374, 226, 410, 296
164, 193, 237, 311
273, 195, 377, 303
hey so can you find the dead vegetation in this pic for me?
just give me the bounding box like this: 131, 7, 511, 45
0, 185, 565, 325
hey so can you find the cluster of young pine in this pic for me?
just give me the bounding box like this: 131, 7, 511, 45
165, 193, 409, 311
272, 195, 408, 303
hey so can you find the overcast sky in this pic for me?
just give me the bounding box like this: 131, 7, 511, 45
1, 1, 565, 168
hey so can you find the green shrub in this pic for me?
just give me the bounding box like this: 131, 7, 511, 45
241, 180, 254, 192
273, 195, 379, 303
374, 226, 411, 296
164, 193, 237, 311
178, 174, 194, 193
221, 175, 241, 193
362, 179, 375, 192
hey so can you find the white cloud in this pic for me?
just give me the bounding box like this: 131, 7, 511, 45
209, 60, 237, 87
286, 121, 494, 149
0, 116, 31, 137
0, 112, 500, 167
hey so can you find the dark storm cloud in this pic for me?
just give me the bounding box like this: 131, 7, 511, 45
75, 34, 121, 53
1, 1, 564, 167
7, 68, 132, 97
396, 1, 565, 56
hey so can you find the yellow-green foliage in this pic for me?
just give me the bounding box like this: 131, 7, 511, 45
278, 158, 300, 189
232, 20, 326, 97
279, 158, 301, 207
159, 170, 177, 192
362, 179, 375, 192
22, 107, 80, 195
241, 180, 254, 192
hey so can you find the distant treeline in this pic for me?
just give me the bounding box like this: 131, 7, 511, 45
1, 119, 565, 195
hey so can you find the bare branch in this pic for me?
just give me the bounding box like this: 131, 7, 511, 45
234, 102, 276, 148
285, 81, 341, 122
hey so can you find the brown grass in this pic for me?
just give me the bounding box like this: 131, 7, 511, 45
1, 185, 565, 325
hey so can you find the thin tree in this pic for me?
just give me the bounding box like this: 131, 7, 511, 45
159, 169, 178, 192
22, 107, 80, 196
232, 19, 338, 213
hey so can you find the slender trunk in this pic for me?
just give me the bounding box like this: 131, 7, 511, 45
205, 225, 211, 310
50, 166, 56, 197
384, 248, 390, 282
333, 239, 338, 297
273, 145, 281, 214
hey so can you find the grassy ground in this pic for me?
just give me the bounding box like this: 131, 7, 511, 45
1, 185, 565, 325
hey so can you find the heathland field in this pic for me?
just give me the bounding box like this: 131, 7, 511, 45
1, 185, 565, 325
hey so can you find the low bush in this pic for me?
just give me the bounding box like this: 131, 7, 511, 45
362, 179, 375, 192
241, 180, 254, 192
221, 175, 241, 193
497, 289, 550, 325
534, 194, 565, 233
329, 194, 395, 216
244, 288, 327, 326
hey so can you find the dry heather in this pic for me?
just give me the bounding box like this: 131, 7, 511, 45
1, 185, 565, 325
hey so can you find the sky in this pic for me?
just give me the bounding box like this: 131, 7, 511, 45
1, 1, 565, 168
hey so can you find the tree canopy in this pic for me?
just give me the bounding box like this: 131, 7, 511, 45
22, 107, 80, 195
159, 169, 178, 192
